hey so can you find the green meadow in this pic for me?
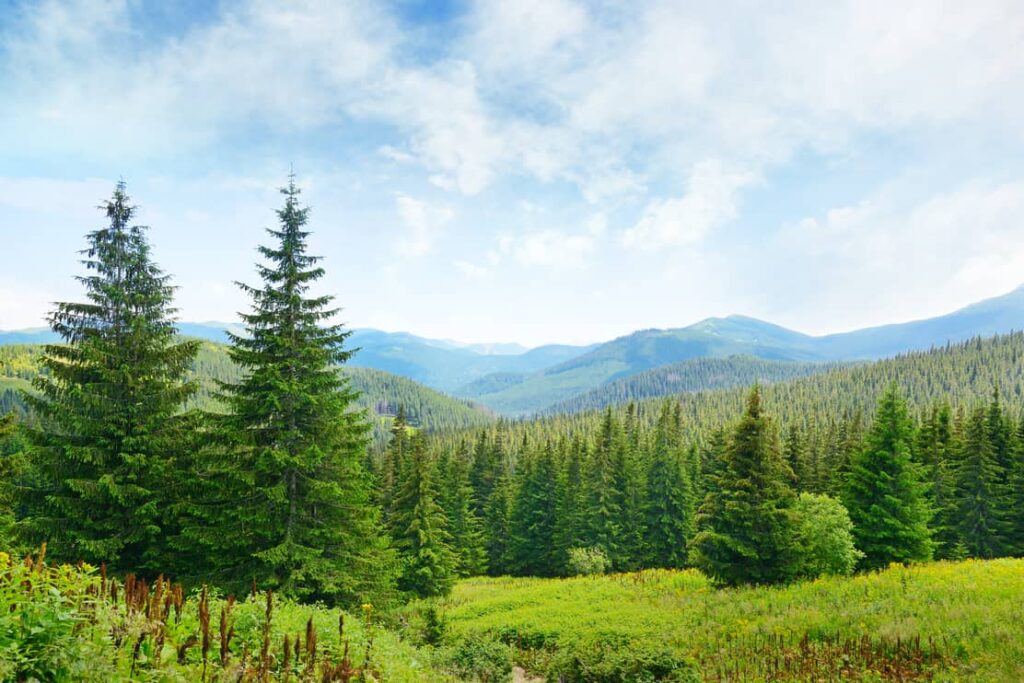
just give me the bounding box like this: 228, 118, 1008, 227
428, 558, 1024, 681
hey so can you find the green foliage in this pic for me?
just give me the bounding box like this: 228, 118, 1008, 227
844, 385, 934, 569
178, 178, 395, 605
0, 551, 95, 682
549, 641, 701, 683
690, 387, 798, 585
17, 183, 199, 572
565, 547, 610, 576
643, 402, 696, 569
549, 355, 847, 416
436, 442, 488, 577
437, 632, 513, 683
1, 342, 495, 445
954, 403, 1012, 558
0, 548, 451, 681
390, 436, 457, 598
507, 443, 559, 576
791, 493, 862, 578
441, 560, 1024, 681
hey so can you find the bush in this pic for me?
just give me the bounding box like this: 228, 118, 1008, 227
791, 493, 863, 578
549, 640, 701, 683
439, 632, 513, 682
0, 550, 106, 682
566, 547, 610, 576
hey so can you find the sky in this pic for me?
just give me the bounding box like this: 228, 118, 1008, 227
1, 0, 1023, 347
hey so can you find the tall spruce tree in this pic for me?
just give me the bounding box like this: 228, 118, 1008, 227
643, 401, 695, 569
390, 436, 456, 597
915, 403, 959, 558
183, 177, 393, 604
379, 406, 411, 526
437, 441, 487, 577
954, 406, 1010, 558
1007, 421, 1024, 556
844, 385, 934, 569
508, 443, 560, 576
583, 409, 625, 566
20, 183, 198, 570
690, 387, 797, 585
552, 436, 588, 572
616, 404, 647, 570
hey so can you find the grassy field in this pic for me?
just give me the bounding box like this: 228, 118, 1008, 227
432, 559, 1024, 681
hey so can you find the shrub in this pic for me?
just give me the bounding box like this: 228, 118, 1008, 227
566, 547, 610, 576
0, 550, 105, 682
439, 632, 513, 682
791, 493, 863, 578
549, 640, 701, 683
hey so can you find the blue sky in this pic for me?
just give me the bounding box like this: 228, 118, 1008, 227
1, 0, 1023, 346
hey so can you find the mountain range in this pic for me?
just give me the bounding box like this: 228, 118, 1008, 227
3, 284, 1023, 416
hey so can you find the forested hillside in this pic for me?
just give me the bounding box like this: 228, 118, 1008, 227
448, 288, 1024, 415
546, 355, 850, 414
391, 333, 1024, 580
0, 341, 494, 439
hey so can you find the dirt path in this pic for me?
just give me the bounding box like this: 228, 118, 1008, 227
512, 665, 545, 683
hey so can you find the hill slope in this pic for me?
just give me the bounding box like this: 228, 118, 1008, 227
431, 333, 1024, 452
545, 355, 850, 415
0, 342, 494, 438
6, 285, 1024, 415
459, 286, 1024, 415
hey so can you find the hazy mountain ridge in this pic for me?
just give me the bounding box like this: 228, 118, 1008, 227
456, 286, 1024, 414
4, 285, 1024, 415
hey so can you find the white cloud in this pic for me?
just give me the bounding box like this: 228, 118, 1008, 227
467, 0, 588, 71
5, 0, 1022, 202
773, 179, 1024, 333
622, 160, 756, 250
453, 260, 488, 280
499, 229, 595, 270
394, 194, 454, 257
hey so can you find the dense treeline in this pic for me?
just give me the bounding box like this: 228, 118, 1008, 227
546, 355, 850, 415
372, 335, 1024, 583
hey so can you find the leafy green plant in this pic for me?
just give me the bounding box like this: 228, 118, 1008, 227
438, 632, 513, 682
791, 492, 863, 578
549, 640, 700, 683
566, 547, 610, 576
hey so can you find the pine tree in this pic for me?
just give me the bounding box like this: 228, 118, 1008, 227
616, 405, 648, 570
483, 471, 514, 575
437, 441, 487, 577
783, 425, 811, 491
508, 443, 559, 576
915, 403, 959, 558
954, 406, 1010, 558
20, 183, 198, 571
552, 436, 588, 572
582, 409, 625, 565
0, 412, 26, 548
181, 177, 394, 604
644, 401, 695, 568
379, 406, 411, 525
690, 387, 797, 585
390, 436, 456, 597
844, 385, 934, 569
1007, 420, 1024, 556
